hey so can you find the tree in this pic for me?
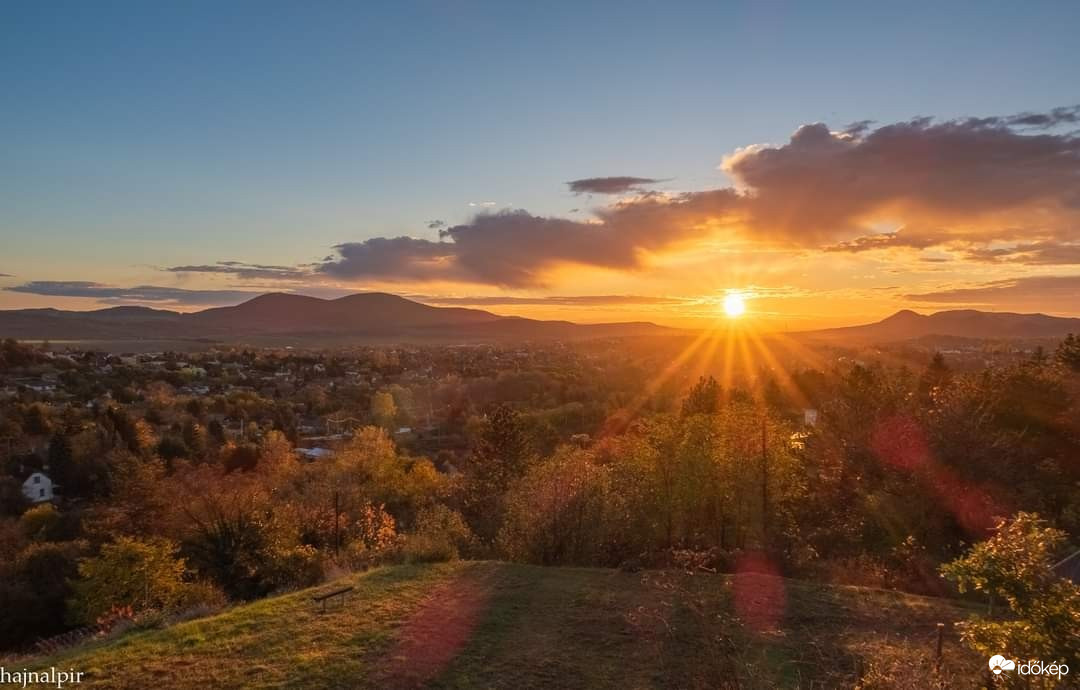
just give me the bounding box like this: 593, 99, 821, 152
23, 404, 52, 436
682, 376, 721, 416
0, 477, 29, 517
370, 390, 397, 429
918, 351, 951, 403
68, 537, 190, 624
1, 540, 86, 647
182, 419, 208, 459
497, 447, 614, 565
466, 405, 533, 544
1057, 333, 1080, 372
941, 512, 1080, 665
20, 503, 63, 542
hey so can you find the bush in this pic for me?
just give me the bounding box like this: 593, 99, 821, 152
68, 536, 189, 625
19, 503, 62, 541
263, 544, 325, 591
174, 579, 228, 615
941, 512, 1080, 666
401, 505, 476, 563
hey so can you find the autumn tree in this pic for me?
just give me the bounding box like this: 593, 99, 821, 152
942, 512, 1080, 665
68, 536, 189, 624
370, 390, 397, 429
465, 405, 533, 544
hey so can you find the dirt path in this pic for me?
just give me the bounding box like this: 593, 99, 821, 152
377, 564, 497, 688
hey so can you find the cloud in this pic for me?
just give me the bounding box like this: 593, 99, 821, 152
566, 177, 662, 195
319, 236, 463, 282
721, 110, 1080, 244
962, 241, 1080, 265
990, 105, 1080, 129
0, 273, 12, 278
162, 106, 1080, 293
165, 261, 309, 281
5, 281, 260, 306
411, 294, 687, 307
904, 275, 1080, 311
319, 192, 742, 287
825, 230, 942, 253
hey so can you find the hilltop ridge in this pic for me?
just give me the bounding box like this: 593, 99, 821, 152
33, 561, 980, 689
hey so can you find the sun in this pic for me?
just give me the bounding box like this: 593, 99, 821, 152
722, 292, 746, 318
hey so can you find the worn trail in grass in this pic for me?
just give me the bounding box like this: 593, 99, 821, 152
33, 561, 983, 689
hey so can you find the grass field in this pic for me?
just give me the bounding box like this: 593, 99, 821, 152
25, 561, 986, 689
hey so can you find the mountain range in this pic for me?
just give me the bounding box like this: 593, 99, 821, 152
0, 292, 670, 343
1, 293, 1078, 346
803, 308, 1080, 343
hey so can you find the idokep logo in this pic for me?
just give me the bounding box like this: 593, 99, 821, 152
988, 655, 1015, 675
988, 654, 1069, 681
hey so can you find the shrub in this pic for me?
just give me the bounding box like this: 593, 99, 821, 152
68, 536, 189, 625
263, 543, 325, 591
401, 505, 476, 563
941, 512, 1080, 666
19, 503, 62, 541
174, 579, 228, 615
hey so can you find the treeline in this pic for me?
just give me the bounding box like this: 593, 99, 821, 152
1, 339, 1079, 655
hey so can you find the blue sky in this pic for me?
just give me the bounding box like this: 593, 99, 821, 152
2, 1, 1079, 325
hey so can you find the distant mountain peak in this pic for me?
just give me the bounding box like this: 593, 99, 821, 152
882, 309, 924, 321
807, 308, 1080, 342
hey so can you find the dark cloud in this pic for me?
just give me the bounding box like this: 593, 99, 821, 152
722, 112, 1080, 244
997, 105, 1080, 129
166, 261, 308, 281
904, 275, 1080, 311
825, 230, 941, 253
566, 176, 662, 195
962, 241, 1080, 265
412, 294, 687, 307
0, 273, 12, 278
318, 236, 462, 282
426, 220, 447, 230
319, 192, 742, 287
5, 281, 259, 306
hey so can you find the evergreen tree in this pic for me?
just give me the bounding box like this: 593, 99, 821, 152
1056, 333, 1080, 372
682, 376, 721, 416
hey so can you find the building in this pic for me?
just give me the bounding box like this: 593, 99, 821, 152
296, 447, 334, 461
22, 472, 57, 503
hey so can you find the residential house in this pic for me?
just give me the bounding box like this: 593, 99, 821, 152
22, 471, 57, 503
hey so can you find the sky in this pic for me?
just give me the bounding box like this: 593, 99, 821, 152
2, 1, 1079, 329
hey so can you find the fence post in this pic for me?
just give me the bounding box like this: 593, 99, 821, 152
935, 622, 944, 672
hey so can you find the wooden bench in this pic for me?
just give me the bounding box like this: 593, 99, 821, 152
312, 585, 354, 612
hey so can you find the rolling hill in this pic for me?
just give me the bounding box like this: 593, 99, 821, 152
804, 308, 1080, 343
0, 293, 670, 344
29, 561, 981, 689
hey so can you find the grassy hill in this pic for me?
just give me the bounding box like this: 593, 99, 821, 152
29, 561, 983, 689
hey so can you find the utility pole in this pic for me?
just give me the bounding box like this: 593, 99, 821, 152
761, 414, 769, 546
333, 489, 341, 557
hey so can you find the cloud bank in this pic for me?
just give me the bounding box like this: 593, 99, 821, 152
166, 261, 308, 281
566, 177, 663, 194
312, 106, 1080, 288
6, 281, 260, 306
